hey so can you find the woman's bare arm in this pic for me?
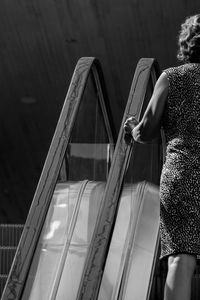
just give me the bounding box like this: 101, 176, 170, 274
124, 72, 169, 143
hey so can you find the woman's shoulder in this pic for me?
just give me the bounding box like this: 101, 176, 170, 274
163, 63, 200, 77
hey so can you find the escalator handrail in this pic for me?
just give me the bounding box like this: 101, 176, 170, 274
1, 57, 114, 300
77, 58, 161, 300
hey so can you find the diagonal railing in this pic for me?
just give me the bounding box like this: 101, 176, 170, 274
77, 58, 162, 300
1, 57, 115, 300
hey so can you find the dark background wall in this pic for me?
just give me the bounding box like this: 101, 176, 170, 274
0, 0, 199, 223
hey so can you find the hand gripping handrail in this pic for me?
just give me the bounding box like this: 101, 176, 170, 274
1, 57, 114, 300
77, 58, 162, 300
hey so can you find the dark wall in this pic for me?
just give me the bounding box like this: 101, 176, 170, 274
0, 0, 199, 222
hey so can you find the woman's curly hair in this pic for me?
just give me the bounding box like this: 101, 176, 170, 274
177, 14, 200, 63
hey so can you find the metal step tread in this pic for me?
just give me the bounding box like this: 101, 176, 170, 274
0, 246, 17, 250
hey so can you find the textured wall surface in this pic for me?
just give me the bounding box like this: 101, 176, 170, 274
0, 0, 199, 222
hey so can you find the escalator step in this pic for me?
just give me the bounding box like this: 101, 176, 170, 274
0, 224, 23, 247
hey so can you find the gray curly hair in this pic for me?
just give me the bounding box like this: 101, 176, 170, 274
177, 14, 200, 63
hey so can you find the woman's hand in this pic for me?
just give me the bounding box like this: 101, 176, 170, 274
124, 116, 139, 135
124, 72, 168, 143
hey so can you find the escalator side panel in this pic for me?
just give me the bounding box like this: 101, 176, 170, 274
119, 182, 160, 300
98, 182, 160, 300
97, 184, 138, 300
22, 181, 106, 300
1, 57, 114, 300
22, 182, 85, 299
54, 181, 105, 300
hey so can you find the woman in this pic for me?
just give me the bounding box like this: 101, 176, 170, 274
124, 14, 200, 300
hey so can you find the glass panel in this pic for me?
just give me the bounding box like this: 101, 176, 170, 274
66, 72, 113, 182
22, 71, 113, 300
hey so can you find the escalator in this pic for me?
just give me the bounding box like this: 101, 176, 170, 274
2, 57, 163, 300
98, 182, 160, 300
76, 58, 162, 300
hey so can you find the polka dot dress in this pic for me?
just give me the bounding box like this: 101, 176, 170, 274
160, 63, 200, 260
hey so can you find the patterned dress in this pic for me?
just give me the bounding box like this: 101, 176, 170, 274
160, 63, 200, 260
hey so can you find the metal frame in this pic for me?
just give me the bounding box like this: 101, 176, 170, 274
1, 57, 114, 300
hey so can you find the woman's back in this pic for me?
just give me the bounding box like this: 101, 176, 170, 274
160, 62, 200, 259
163, 63, 200, 162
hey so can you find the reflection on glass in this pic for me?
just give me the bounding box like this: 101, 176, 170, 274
22, 72, 113, 299
66, 142, 112, 181
23, 182, 83, 299
98, 184, 136, 300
